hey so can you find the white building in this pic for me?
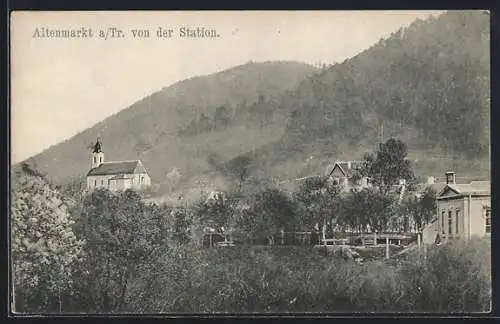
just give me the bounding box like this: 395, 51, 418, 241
435, 171, 491, 241
86, 139, 152, 192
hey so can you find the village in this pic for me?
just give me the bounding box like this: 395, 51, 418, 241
84, 138, 492, 262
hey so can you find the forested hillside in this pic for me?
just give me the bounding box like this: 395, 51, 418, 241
20, 61, 317, 185
280, 11, 489, 159
17, 11, 490, 193
247, 10, 490, 183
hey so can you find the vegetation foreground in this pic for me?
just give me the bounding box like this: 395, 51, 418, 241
14, 239, 491, 314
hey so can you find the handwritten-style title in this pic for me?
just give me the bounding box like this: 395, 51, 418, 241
32, 27, 221, 40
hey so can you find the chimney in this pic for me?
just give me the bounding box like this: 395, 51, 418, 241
445, 171, 456, 185
426, 176, 435, 185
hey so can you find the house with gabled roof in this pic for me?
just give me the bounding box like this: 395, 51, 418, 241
86, 139, 152, 192
435, 171, 491, 241
325, 160, 369, 188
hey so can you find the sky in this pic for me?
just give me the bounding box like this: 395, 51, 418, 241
10, 10, 445, 163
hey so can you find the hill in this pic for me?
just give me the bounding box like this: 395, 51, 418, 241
17, 11, 490, 196
245, 10, 490, 183
20, 61, 318, 188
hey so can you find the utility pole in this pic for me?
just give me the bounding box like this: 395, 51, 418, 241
380, 123, 384, 144
385, 237, 390, 259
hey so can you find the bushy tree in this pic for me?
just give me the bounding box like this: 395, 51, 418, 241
400, 187, 437, 232
338, 188, 395, 233
236, 187, 296, 245
73, 189, 170, 313
293, 176, 342, 238
11, 167, 84, 313
358, 138, 416, 196
226, 155, 253, 192
171, 207, 194, 246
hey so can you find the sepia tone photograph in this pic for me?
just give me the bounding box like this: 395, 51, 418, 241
10, 10, 491, 314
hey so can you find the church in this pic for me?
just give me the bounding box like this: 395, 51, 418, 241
86, 139, 152, 192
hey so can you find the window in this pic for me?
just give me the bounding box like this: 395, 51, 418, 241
101, 179, 104, 185
93, 156, 96, 164
455, 209, 460, 234
441, 211, 446, 234
94, 180, 97, 187
100, 156, 102, 163
486, 207, 491, 233
448, 210, 453, 235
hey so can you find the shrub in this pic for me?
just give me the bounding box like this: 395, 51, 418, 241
121, 239, 491, 313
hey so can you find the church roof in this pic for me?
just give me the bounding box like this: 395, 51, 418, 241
87, 160, 148, 176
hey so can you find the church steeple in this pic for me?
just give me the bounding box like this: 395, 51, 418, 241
93, 138, 102, 153
91, 138, 104, 168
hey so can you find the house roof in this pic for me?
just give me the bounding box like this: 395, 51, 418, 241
87, 160, 148, 176
326, 161, 363, 177
415, 182, 447, 196
437, 181, 491, 199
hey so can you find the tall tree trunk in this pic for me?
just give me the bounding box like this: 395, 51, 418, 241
115, 269, 130, 312
58, 288, 62, 313
322, 220, 327, 247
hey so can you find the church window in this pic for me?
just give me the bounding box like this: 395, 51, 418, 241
100, 156, 102, 163
93, 156, 96, 164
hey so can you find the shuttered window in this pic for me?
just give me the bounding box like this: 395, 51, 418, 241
448, 211, 453, 235
441, 211, 446, 234
486, 208, 491, 233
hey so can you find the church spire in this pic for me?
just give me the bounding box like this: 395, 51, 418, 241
93, 138, 102, 153
91, 138, 104, 168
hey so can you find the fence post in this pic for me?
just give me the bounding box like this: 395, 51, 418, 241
11, 279, 15, 313
385, 237, 390, 259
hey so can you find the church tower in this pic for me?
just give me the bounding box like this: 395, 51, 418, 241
91, 138, 104, 169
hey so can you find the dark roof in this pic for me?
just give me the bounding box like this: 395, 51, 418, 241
415, 182, 447, 195
326, 161, 363, 177
87, 160, 148, 176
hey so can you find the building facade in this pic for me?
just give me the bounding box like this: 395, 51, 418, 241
436, 172, 491, 241
86, 139, 152, 192
326, 161, 371, 189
